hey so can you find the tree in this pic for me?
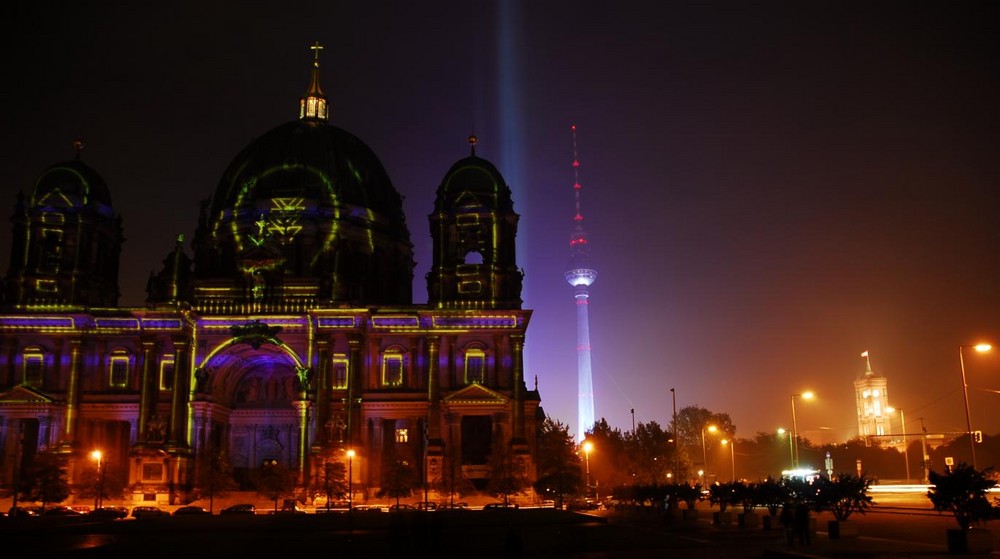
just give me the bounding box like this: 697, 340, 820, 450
927, 463, 997, 530
311, 459, 348, 511
77, 463, 127, 507
430, 442, 476, 505
533, 418, 584, 508
486, 440, 531, 505
254, 460, 296, 512
18, 451, 71, 508
812, 473, 874, 522
196, 451, 238, 513
376, 458, 417, 506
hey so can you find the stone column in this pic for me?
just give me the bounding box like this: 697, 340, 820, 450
512, 335, 525, 440
168, 339, 189, 447
61, 339, 82, 446
137, 340, 156, 445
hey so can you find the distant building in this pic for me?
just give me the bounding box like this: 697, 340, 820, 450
854, 351, 890, 443
0, 45, 542, 504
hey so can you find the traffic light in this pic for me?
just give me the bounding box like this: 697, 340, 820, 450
974, 430, 983, 443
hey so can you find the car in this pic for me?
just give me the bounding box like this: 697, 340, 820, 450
69, 505, 92, 514
8, 506, 41, 517
174, 505, 211, 516
89, 506, 129, 520
44, 505, 84, 516
220, 504, 256, 515
415, 501, 438, 511
438, 502, 468, 510
387, 503, 414, 511
131, 506, 169, 519
483, 502, 519, 510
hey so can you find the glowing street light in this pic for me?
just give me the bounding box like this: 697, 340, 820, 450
777, 428, 793, 467
959, 343, 992, 470
346, 448, 356, 510
582, 440, 594, 497
89, 450, 104, 510
885, 406, 910, 482
701, 425, 718, 485
721, 439, 736, 481
790, 391, 814, 468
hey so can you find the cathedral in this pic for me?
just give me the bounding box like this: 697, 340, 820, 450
0, 46, 541, 505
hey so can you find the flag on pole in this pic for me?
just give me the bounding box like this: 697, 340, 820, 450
861, 350, 869, 357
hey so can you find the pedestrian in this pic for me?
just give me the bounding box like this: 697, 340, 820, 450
779, 503, 795, 545
794, 501, 811, 545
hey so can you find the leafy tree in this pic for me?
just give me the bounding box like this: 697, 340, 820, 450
19, 451, 71, 508
673, 406, 736, 449
311, 459, 348, 511
486, 440, 531, 505
533, 418, 584, 508
927, 464, 997, 530
430, 443, 476, 506
812, 473, 874, 521
254, 460, 296, 512
376, 458, 417, 507
196, 451, 239, 513
77, 463, 127, 507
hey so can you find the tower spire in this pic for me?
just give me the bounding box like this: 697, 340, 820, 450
299, 41, 328, 122
564, 124, 598, 442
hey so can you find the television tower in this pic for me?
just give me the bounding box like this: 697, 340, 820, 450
565, 125, 597, 442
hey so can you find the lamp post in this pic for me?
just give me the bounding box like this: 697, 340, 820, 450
959, 343, 991, 470
346, 449, 355, 510
721, 439, 736, 481
790, 391, 814, 468
89, 450, 104, 510
701, 425, 717, 484
670, 388, 678, 478
582, 440, 593, 497
886, 406, 910, 482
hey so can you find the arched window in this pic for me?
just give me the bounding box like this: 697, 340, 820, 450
159, 355, 175, 390
381, 347, 405, 387
22, 347, 45, 387
331, 355, 349, 390
108, 348, 132, 389
464, 347, 486, 385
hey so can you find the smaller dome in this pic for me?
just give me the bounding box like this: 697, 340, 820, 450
434, 154, 514, 214
31, 159, 114, 215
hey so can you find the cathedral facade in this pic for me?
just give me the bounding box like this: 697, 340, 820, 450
0, 49, 540, 505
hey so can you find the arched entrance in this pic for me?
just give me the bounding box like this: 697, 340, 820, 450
196, 338, 308, 490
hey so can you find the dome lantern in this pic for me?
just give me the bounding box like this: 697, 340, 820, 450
299, 41, 328, 122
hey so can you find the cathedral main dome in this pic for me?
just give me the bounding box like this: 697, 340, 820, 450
189, 51, 414, 307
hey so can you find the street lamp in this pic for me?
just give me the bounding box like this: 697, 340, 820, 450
89, 450, 104, 510
777, 428, 793, 467
790, 391, 814, 468
886, 406, 910, 482
346, 449, 355, 510
701, 425, 718, 484
721, 439, 736, 481
959, 343, 991, 470
582, 440, 594, 497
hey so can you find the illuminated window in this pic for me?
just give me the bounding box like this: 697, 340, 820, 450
465, 349, 486, 384
382, 348, 404, 387
35, 279, 58, 292
395, 428, 408, 443
40, 228, 63, 273
331, 357, 348, 390
23, 348, 44, 387
458, 280, 482, 293
159, 356, 175, 390
109, 349, 131, 388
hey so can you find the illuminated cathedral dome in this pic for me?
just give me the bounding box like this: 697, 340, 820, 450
433, 137, 514, 214
31, 157, 114, 215
191, 52, 414, 307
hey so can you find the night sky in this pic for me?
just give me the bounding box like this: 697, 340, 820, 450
3, 1, 999, 448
